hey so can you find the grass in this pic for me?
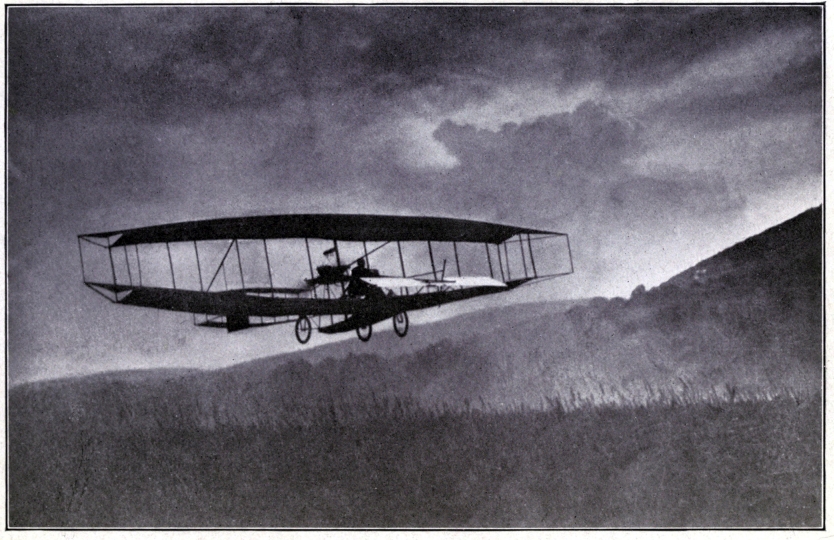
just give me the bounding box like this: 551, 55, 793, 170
9, 385, 820, 527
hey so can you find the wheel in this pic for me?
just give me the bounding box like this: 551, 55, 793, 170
295, 315, 312, 344
393, 312, 409, 337
356, 324, 372, 342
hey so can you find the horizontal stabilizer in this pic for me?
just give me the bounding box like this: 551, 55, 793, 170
226, 312, 250, 332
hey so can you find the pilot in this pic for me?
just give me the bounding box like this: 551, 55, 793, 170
347, 258, 382, 298
313, 247, 349, 285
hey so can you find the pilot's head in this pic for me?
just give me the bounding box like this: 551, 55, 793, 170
357, 258, 366, 268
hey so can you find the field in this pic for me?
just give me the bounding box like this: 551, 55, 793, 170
9, 385, 821, 527
8, 207, 822, 527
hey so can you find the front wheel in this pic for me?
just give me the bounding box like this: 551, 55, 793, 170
356, 325, 372, 342
393, 312, 409, 337
295, 315, 312, 344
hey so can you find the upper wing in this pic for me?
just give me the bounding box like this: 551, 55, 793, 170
81, 214, 562, 246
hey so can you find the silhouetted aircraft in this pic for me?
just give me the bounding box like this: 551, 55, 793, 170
79, 214, 572, 343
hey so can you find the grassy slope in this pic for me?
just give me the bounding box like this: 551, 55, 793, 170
9, 393, 820, 527
8, 206, 822, 527
195, 207, 822, 414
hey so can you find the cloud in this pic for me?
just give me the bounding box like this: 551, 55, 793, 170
432, 101, 644, 214
6, 6, 822, 382
621, 24, 821, 126
8, 113, 171, 248
580, 6, 821, 89
445, 83, 603, 131
422, 104, 782, 295
381, 117, 460, 171
631, 114, 821, 195
10, 7, 820, 121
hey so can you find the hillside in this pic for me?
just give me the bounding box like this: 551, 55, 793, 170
9, 206, 822, 527
199, 206, 819, 410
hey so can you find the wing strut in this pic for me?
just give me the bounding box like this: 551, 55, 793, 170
333, 240, 345, 296
206, 240, 235, 291
567, 235, 575, 274
78, 237, 86, 282
304, 238, 318, 299
263, 239, 274, 298
496, 243, 505, 281
194, 241, 204, 291
527, 234, 538, 278
135, 244, 143, 286
428, 241, 437, 280
519, 236, 528, 278
235, 239, 246, 289
398, 241, 406, 277
166, 242, 177, 289
108, 240, 117, 286
123, 246, 133, 285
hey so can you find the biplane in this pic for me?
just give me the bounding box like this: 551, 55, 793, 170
78, 214, 573, 343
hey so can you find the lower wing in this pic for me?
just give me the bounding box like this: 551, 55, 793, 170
360, 275, 507, 291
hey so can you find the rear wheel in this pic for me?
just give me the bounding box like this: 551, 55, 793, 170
393, 312, 409, 337
356, 325, 372, 342
295, 315, 312, 344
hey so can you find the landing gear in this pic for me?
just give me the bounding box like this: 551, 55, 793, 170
393, 312, 409, 338
295, 315, 311, 344
356, 324, 372, 342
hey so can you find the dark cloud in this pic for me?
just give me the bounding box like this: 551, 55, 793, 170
8, 114, 170, 262
7, 6, 822, 383
585, 6, 820, 88
9, 6, 821, 121
10, 7, 297, 117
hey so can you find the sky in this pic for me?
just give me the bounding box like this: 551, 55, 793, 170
7, 6, 823, 383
